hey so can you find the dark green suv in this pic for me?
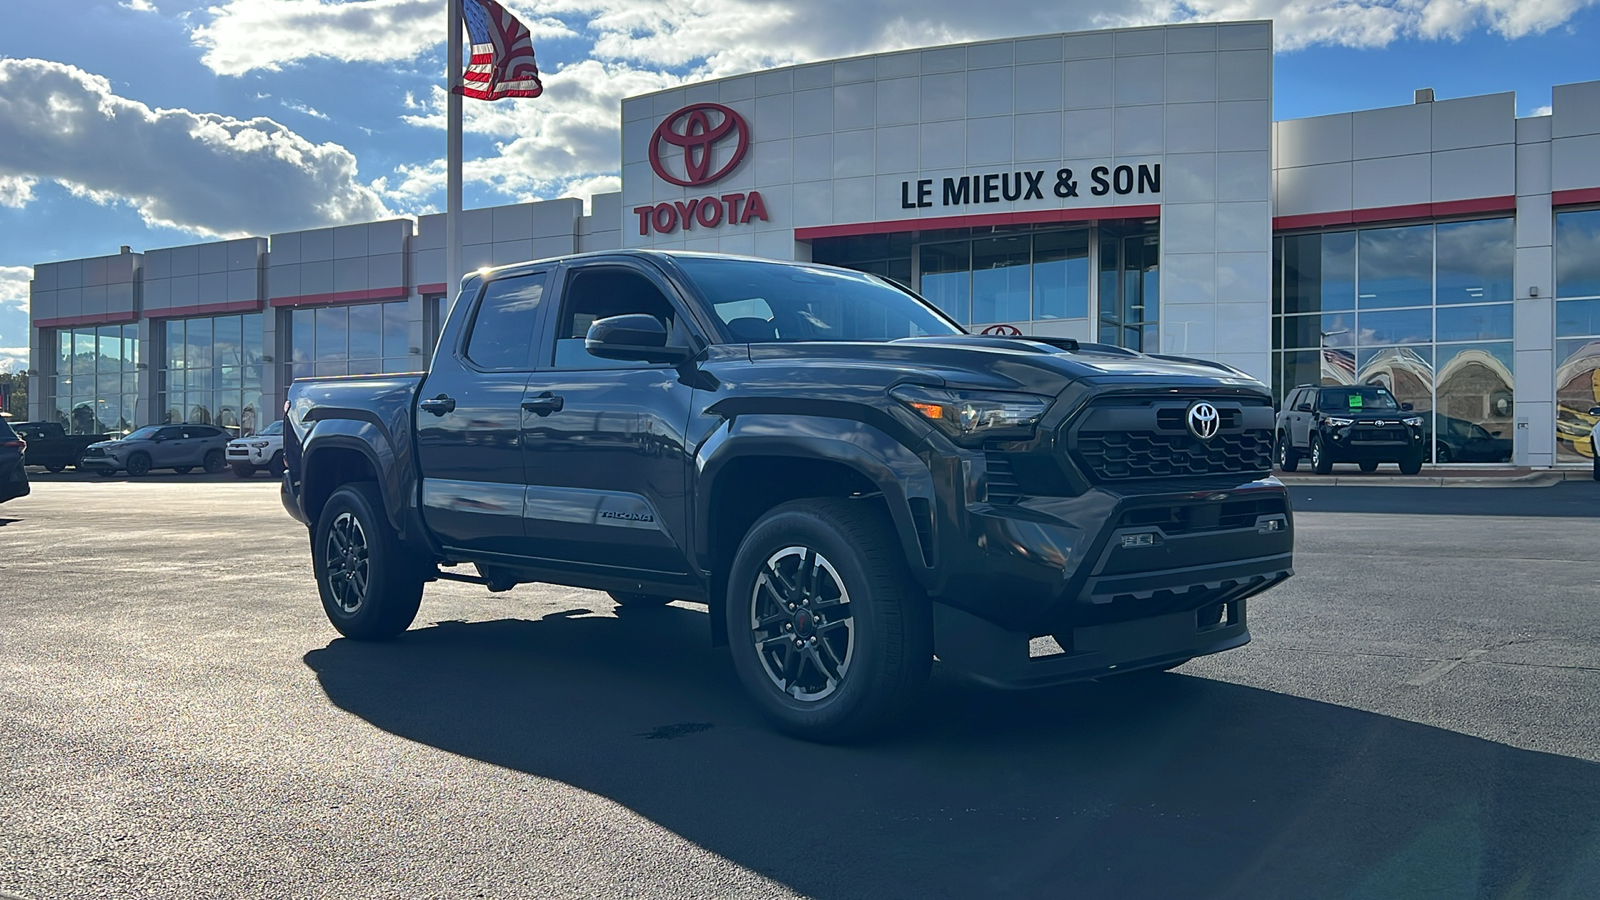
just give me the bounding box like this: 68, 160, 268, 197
1275, 385, 1427, 475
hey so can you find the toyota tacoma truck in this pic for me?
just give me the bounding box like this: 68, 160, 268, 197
282, 250, 1294, 741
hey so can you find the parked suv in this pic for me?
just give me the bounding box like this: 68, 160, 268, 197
1276, 385, 1426, 474
80, 424, 232, 477
0, 416, 30, 503
227, 420, 285, 478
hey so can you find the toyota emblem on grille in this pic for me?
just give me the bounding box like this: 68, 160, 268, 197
1187, 401, 1220, 441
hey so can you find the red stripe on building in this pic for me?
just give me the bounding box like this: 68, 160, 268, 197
268, 286, 409, 308
144, 300, 264, 319
1553, 186, 1600, 207
34, 310, 140, 329
418, 283, 449, 295
794, 205, 1161, 241
1273, 196, 1517, 231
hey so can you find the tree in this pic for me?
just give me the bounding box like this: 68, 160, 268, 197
0, 372, 27, 418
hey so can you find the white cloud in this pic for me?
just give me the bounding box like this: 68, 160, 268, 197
0, 349, 29, 374
121, 0, 157, 11
0, 58, 391, 237
283, 101, 330, 120
0, 176, 36, 208
1532, 105, 1554, 116
0, 266, 30, 315
386, 60, 676, 208
192, 0, 576, 77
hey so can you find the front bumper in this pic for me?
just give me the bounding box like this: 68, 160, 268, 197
227, 446, 275, 466
78, 456, 120, 472
280, 471, 308, 525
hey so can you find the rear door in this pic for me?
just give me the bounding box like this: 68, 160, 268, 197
517, 259, 702, 578
416, 270, 550, 556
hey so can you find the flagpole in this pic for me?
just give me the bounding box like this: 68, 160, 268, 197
445, 0, 463, 303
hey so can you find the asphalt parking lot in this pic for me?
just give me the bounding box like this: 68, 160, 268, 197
2, 475, 1599, 899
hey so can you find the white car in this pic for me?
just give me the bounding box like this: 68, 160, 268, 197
1591, 406, 1600, 481
226, 420, 285, 478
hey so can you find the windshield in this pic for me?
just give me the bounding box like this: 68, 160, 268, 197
258, 420, 283, 436
124, 426, 162, 441
1319, 387, 1401, 412
676, 257, 962, 343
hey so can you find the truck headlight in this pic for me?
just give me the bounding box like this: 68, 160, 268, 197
1403, 416, 1424, 427
250, 441, 270, 448
890, 385, 1050, 443
1324, 417, 1354, 427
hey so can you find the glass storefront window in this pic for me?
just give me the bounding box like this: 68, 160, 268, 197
1555, 209, 1600, 299
1032, 230, 1090, 319
1273, 217, 1514, 463
971, 235, 1031, 325
1437, 218, 1514, 304
917, 242, 972, 325
48, 325, 141, 434
1554, 210, 1600, 462
1357, 225, 1432, 309
155, 312, 264, 436
287, 300, 417, 380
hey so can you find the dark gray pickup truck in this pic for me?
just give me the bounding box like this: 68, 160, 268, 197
282, 250, 1293, 741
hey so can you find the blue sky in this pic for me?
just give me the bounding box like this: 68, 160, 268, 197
2, 0, 1599, 372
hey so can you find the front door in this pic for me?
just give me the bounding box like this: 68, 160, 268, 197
519, 261, 700, 580
416, 270, 549, 556
151, 425, 190, 467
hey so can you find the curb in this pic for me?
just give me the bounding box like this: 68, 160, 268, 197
1279, 470, 1591, 488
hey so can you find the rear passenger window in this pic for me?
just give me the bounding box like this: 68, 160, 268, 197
465, 273, 546, 370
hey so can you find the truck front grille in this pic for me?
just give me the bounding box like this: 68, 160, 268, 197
1350, 426, 1408, 443
1075, 430, 1273, 481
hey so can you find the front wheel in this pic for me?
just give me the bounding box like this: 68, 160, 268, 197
45, 464, 66, 474
1311, 436, 1333, 474
1435, 443, 1452, 465
125, 452, 152, 477
231, 464, 255, 479
174, 466, 193, 475
1276, 432, 1299, 472
1398, 451, 1424, 475
1593, 455, 1599, 482
268, 451, 286, 477
725, 498, 932, 743
202, 449, 226, 474
313, 483, 425, 640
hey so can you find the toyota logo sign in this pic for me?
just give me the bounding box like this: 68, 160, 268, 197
981, 324, 1022, 336
1187, 401, 1221, 441
649, 103, 750, 188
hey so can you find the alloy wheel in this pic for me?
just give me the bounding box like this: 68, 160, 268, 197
324, 511, 371, 615
750, 546, 855, 702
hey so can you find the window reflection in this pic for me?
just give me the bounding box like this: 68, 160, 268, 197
49, 325, 141, 434
918, 242, 971, 324
1434, 342, 1514, 463
1556, 339, 1600, 462
154, 313, 265, 435
1555, 209, 1600, 299
971, 235, 1031, 325
1437, 219, 1514, 304
1358, 225, 1432, 309
288, 301, 416, 378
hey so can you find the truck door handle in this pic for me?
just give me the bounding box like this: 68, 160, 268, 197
419, 395, 456, 416
522, 393, 564, 416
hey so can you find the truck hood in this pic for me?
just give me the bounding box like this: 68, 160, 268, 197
743, 335, 1267, 397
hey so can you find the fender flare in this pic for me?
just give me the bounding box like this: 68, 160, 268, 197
694, 414, 938, 587
298, 427, 431, 548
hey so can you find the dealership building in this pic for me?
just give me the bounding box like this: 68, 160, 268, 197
22, 20, 1600, 466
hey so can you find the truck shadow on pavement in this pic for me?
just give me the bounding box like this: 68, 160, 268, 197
305, 606, 1600, 900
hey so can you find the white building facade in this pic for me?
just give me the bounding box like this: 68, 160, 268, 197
24, 21, 1600, 467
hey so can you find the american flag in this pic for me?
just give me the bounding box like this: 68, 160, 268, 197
456, 0, 543, 100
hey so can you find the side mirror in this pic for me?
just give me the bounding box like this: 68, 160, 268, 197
151, 434, 165, 443
1401, 402, 1414, 411
1491, 431, 1503, 437
585, 314, 691, 365
1296, 402, 1312, 412
1589, 406, 1600, 416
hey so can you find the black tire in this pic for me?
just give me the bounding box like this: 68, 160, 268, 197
725, 498, 932, 743
313, 482, 425, 640
45, 464, 66, 474
1435, 443, 1452, 464
608, 591, 674, 608
175, 466, 193, 475
1311, 435, 1333, 474
1358, 460, 1379, 473
96, 469, 118, 478
1398, 451, 1424, 475
1276, 432, 1299, 472
231, 464, 255, 478
1593, 455, 1599, 482
126, 452, 152, 477
268, 451, 286, 477
202, 449, 226, 474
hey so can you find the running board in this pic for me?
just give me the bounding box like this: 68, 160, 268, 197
430, 568, 515, 592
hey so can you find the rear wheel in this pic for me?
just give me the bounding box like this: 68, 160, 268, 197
1276, 432, 1299, 472
313, 482, 425, 640
725, 498, 931, 743
1358, 460, 1379, 473
608, 591, 673, 609
126, 452, 152, 477
202, 449, 226, 474
1310, 436, 1333, 474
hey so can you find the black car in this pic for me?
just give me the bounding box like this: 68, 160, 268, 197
282, 250, 1295, 742
1431, 414, 1512, 464
0, 417, 31, 503
1275, 385, 1426, 474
